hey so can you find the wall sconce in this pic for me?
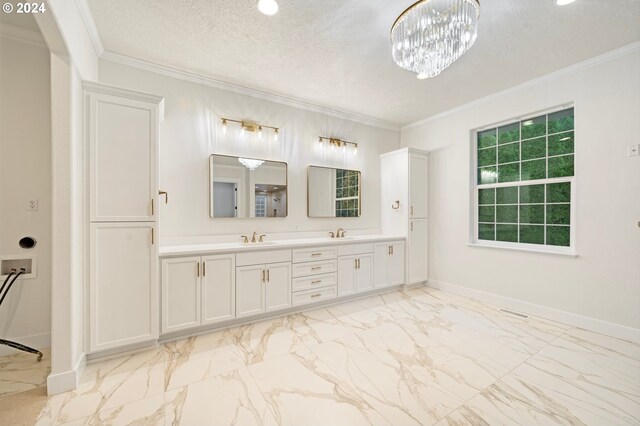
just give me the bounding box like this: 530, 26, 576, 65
318, 136, 358, 154
221, 118, 280, 141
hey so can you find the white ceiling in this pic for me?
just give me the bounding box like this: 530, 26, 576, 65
86, 0, 640, 126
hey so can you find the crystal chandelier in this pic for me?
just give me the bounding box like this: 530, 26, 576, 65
238, 158, 265, 170
391, 0, 480, 79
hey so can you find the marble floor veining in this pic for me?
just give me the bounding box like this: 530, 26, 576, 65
1, 286, 639, 425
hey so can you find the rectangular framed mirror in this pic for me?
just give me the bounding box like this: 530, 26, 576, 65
209, 154, 288, 218
307, 166, 361, 218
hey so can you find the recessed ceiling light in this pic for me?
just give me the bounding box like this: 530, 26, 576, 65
557, 0, 576, 5
258, 0, 278, 15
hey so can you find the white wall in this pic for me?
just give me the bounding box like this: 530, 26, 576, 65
35, 0, 100, 394
98, 61, 400, 241
402, 46, 640, 332
0, 32, 51, 354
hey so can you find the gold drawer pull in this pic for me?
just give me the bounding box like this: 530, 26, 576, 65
310, 293, 321, 298
311, 266, 322, 270
311, 253, 322, 256
311, 280, 322, 284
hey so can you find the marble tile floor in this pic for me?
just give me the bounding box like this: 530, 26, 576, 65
1, 286, 638, 425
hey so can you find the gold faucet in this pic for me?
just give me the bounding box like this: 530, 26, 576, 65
336, 228, 346, 238
251, 231, 259, 243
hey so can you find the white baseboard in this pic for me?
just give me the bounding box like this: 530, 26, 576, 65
427, 280, 640, 344
0, 332, 50, 357
46, 352, 86, 396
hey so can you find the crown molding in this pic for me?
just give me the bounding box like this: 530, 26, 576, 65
402, 40, 640, 131
100, 50, 400, 132
74, 0, 104, 57
0, 22, 46, 48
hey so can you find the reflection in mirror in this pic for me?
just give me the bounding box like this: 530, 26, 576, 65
307, 166, 361, 218
209, 154, 287, 218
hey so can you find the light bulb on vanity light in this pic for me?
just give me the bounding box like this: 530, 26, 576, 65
221, 119, 227, 134
273, 128, 279, 142
257, 0, 278, 15
258, 126, 263, 139
353, 144, 358, 155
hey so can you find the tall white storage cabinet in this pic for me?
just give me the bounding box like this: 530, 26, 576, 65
85, 82, 164, 353
380, 148, 429, 285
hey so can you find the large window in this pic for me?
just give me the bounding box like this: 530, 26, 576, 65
473, 107, 575, 251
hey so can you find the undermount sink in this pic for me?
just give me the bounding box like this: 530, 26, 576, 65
240, 241, 277, 246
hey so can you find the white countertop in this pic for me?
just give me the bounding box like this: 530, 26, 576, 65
160, 234, 405, 257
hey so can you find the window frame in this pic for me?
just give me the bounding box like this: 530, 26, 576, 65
469, 104, 577, 256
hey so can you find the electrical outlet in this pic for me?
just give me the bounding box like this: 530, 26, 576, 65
629, 144, 640, 157
27, 199, 39, 211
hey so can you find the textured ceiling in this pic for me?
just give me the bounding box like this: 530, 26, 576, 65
87, 0, 640, 126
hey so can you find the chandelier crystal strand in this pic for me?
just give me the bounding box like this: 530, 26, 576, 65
391, 0, 480, 78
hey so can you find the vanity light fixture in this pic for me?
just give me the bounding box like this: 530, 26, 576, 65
220, 117, 279, 140
318, 136, 358, 154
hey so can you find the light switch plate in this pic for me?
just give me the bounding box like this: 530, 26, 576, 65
629, 144, 640, 157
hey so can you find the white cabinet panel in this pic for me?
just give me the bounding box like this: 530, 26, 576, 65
265, 262, 291, 313
292, 272, 337, 292
236, 265, 265, 318
236, 249, 291, 267
161, 257, 200, 334
409, 154, 428, 219
202, 254, 235, 325
88, 93, 158, 222
389, 242, 405, 286
337, 256, 357, 297
356, 254, 373, 293
90, 223, 157, 352
292, 286, 337, 307
292, 247, 337, 263
292, 259, 337, 278
409, 220, 428, 284
373, 244, 390, 289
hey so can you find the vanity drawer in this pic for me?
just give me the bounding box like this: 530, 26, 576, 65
236, 249, 291, 267
292, 259, 337, 278
292, 272, 337, 292
337, 243, 374, 257
292, 286, 337, 307
292, 246, 337, 263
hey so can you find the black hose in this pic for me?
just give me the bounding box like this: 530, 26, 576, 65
0, 269, 25, 307
0, 271, 15, 302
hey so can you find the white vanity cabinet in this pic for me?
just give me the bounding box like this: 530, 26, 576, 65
291, 246, 338, 307
90, 222, 157, 352
381, 148, 429, 285
236, 262, 291, 317
337, 244, 374, 296
86, 83, 164, 353
236, 249, 292, 318
161, 254, 235, 333
374, 241, 405, 288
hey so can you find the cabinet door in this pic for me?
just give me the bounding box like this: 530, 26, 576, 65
265, 262, 291, 313
389, 242, 406, 286
337, 256, 356, 296
409, 154, 428, 219
373, 244, 390, 289
88, 92, 158, 222
202, 254, 236, 325
409, 220, 428, 284
236, 265, 265, 318
161, 257, 200, 333
90, 223, 157, 352
356, 254, 374, 293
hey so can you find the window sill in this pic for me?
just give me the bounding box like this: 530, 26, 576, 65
467, 242, 578, 258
